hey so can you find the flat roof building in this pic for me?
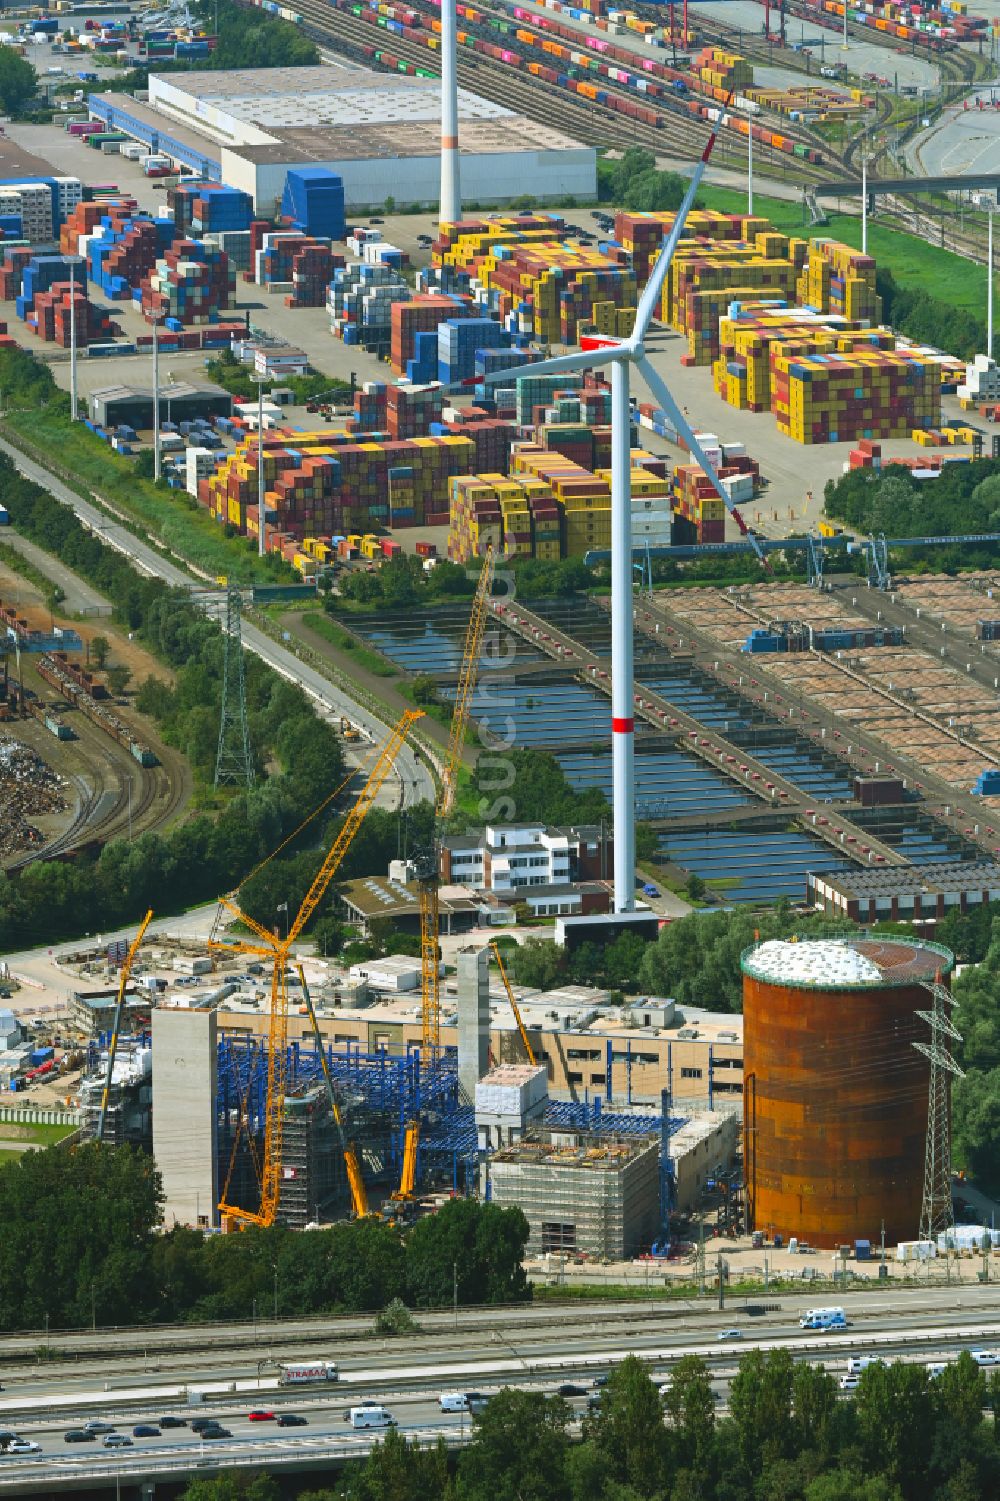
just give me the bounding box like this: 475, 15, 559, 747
808, 860, 1000, 923
489, 1138, 660, 1259
89, 382, 234, 430
91, 62, 596, 212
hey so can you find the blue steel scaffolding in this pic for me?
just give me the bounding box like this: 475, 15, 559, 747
216, 1038, 686, 1224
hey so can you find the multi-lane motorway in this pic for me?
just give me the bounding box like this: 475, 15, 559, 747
3, 1289, 1000, 1491
0, 435, 435, 809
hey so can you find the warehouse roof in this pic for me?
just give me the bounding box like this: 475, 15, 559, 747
338, 876, 479, 922
231, 116, 586, 164
810, 860, 1000, 899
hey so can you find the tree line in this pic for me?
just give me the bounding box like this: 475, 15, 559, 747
178, 1347, 1000, 1501
824, 457, 1000, 550
0, 1144, 529, 1332
0, 458, 360, 952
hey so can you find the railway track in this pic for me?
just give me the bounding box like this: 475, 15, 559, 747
302, 0, 839, 185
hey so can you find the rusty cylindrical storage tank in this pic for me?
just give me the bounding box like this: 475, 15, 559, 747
742, 936, 954, 1250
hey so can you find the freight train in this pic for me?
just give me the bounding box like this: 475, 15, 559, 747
36, 653, 158, 766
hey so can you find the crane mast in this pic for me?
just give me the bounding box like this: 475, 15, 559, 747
210, 709, 423, 1228
419, 547, 494, 1061
97, 909, 153, 1143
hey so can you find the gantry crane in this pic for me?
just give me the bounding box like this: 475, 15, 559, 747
418, 546, 495, 1062
209, 708, 423, 1229
96, 908, 153, 1143
490, 940, 535, 1067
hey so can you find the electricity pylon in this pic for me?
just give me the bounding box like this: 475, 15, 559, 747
214, 588, 254, 789
914, 977, 964, 1243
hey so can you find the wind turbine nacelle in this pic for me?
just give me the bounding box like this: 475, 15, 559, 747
579, 334, 622, 352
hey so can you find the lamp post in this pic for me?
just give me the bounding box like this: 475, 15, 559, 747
69, 255, 78, 421
254, 373, 268, 557
152, 318, 161, 483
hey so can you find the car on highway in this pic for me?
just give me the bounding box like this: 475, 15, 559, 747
64, 1431, 96, 1443
84, 1421, 115, 1435
592, 1374, 609, 1388
158, 1416, 187, 1429
103, 1434, 133, 1449
838, 1376, 860, 1392
6, 1439, 41, 1454
556, 1384, 588, 1398
971, 1350, 998, 1367
642, 883, 660, 897
277, 1414, 308, 1427
190, 1417, 220, 1433
200, 1426, 232, 1440
717, 1329, 744, 1341
248, 1409, 276, 1422
133, 1425, 161, 1438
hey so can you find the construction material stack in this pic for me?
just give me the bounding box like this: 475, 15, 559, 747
141, 238, 235, 325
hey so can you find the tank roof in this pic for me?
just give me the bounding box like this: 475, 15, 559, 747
741, 935, 953, 990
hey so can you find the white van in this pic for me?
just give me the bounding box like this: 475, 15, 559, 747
970, 1349, 998, 1367
926, 1362, 947, 1380
439, 1393, 470, 1412
839, 1375, 859, 1392
347, 1406, 396, 1430
847, 1356, 880, 1376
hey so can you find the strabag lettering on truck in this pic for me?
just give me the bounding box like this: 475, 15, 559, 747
278, 1361, 339, 1384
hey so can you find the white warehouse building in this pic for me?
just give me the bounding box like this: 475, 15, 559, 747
141, 63, 595, 211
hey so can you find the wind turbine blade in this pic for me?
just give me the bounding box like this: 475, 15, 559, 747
633, 91, 735, 337
478, 344, 620, 387
636, 356, 766, 566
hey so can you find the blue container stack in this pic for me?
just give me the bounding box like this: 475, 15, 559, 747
281, 167, 345, 242
16, 256, 77, 320
170, 181, 253, 237
436, 316, 509, 387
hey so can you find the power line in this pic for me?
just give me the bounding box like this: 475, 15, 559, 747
214, 589, 254, 790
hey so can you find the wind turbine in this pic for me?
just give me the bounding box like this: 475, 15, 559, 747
440, 0, 461, 223
476, 103, 764, 915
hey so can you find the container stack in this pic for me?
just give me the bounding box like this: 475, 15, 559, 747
475, 346, 532, 399
437, 315, 509, 386
60, 196, 138, 254
254, 232, 341, 304
390, 294, 475, 375
796, 238, 881, 322
515, 373, 583, 426
772, 347, 941, 443
168, 181, 253, 238
0, 246, 36, 302
693, 45, 754, 92
202, 428, 479, 540
434, 410, 513, 478
281, 167, 346, 242
25, 281, 112, 348
354, 381, 388, 432
448, 476, 503, 562
386, 383, 443, 439
88, 217, 171, 300
328, 263, 411, 352
15, 256, 83, 322
141, 238, 235, 325
614, 209, 767, 283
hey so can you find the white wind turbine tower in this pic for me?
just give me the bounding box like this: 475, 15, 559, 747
440, 0, 461, 223
478, 105, 764, 913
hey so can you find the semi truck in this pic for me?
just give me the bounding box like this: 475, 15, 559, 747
277, 1361, 339, 1386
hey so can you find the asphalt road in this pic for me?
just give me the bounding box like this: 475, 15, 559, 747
0, 436, 434, 809
4, 1299, 1000, 1488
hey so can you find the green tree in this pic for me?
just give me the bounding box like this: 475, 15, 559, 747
729, 1348, 794, 1475
663, 1355, 715, 1477
90, 634, 111, 670
685, 873, 707, 902
457, 1389, 570, 1501
853, 1360, 933, 1498
588, 1354, 670, 1494
345, 1426, 448, 1501
107, 663, 132, 697
470, 747, 609, 825
509, 936, 566, 990
0, 47, 37, 115
405, 1198, 530, 1308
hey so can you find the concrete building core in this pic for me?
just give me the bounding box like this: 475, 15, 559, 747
457, 946, 490, 1100
151, 1007, 219, 1230
489, 1138, 660, 1259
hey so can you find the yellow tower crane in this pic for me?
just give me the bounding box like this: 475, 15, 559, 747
418, 546, 495, 1062
296, 964, 369, 1219
209, 708, 423, 1229
490, 940, 535, 1067
96, 908, 153, 1143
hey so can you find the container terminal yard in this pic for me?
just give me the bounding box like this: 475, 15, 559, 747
3, 0, 1000, 1491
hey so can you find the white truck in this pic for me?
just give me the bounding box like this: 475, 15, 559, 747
278, 1360, 339, 1386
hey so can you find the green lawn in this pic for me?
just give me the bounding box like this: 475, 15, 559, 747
3, 409, 289, 586
0, 1122, 77, 1146
300, 611, 398, 677
698, 186, 987, 317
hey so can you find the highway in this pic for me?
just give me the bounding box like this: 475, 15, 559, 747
0, 435, 435, 809
3, 1291, 1000, 1490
